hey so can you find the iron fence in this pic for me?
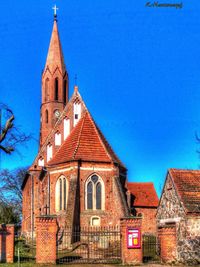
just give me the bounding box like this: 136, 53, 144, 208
57, 225, 121, 264
142, 234, 160, 263
14, 234, 36, 264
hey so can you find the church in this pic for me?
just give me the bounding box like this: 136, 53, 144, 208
21, 12, 158, 238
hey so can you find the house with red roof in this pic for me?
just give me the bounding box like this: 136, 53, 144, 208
157, 169, 200, 264
127, 182, 159, 234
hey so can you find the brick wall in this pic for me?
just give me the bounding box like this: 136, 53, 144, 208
0, 224, 14, 263
22, 174, 32, 237
120, 217, 142, 264
158, 224, 177, 263
136, 207, 157, 234
36, 216, 58, 264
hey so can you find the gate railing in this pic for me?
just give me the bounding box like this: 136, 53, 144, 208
14, 234, 36, 263
56, 226, 121, 264
142, 234, 160, 263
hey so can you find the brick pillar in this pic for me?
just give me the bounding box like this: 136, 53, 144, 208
158, 224, 177, 263
36, 216, 58, 264
0, 224, 14, 263
5, 225, 14, 263
120, 217, 142, 265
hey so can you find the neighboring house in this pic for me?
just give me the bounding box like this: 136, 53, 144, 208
127, 182, 159, 235
157, 168, 200, 264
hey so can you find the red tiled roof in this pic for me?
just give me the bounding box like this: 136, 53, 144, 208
127, 182, 159, 207
48, 112, 125, 167
169, 169, 200, 213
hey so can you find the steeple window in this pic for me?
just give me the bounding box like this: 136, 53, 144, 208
63, 80, 67, 104
45, 110, 48, 123
45, 78, 49, 101
55, 78, 59, 100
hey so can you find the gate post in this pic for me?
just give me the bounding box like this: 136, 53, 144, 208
5, 224, 15, 263
120, 217, 142, 265
36, 215, 58, 264
0, 224, 15, 263
158, 224, 177, 263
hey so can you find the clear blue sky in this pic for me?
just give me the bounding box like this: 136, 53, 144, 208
1, 0, 200, 196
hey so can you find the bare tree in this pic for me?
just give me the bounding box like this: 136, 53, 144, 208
0, 103, 30, 154
0, 167, 27, 222
0, 200, 20, 224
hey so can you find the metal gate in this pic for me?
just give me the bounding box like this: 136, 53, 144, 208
14, 234, 36, 263
57, 226, 121, 264
142, 235, 160, 263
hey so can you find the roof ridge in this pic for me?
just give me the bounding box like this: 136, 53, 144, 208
72, 112, 87, 159
87, 112, 125, 167
169, 168, 200, 172
87, 112, 113, 162
168, 169, 187, 213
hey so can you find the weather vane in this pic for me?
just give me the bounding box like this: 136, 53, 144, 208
52, 4, 58, 17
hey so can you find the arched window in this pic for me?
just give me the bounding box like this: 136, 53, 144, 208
85, 175, 105, 210
45, 78, 49, 101
63, 80, 67, 104
55, 78, 59, 100
59, 178, 62, 210
96, 182, 102, 210
55, 176, 68, 212
87, 182, 93, 209
45, 109, 48, 123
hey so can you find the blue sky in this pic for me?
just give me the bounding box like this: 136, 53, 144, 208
1, 0, 200, 196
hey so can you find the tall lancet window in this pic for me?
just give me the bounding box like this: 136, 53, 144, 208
55, 176, 68, 212
45, 109, 48, 123
63, 80, 67, 104
45, 78, 49, 101
85, 175, 105, 210
55, 78, 59, 100
87, 182, 93, 209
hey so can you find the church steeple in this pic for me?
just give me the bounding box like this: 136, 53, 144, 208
45, 18, 66, 75
40, 12, 69, 147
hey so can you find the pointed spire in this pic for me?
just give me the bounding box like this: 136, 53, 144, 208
74, 85, 78, 93
44, 17, 66, 74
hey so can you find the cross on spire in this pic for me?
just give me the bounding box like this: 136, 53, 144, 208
52, 4, 58, 18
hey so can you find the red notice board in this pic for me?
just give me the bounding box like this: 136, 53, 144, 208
127, 227, 141, 248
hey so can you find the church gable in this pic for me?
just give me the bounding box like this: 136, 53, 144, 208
48, 111, 125, 166
32, 89, 87, 169
156, 171, 186, 222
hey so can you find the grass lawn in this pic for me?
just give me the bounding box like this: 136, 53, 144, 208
0, 264, 123, 267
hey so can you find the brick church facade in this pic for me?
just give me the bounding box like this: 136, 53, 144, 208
22, 15, 158, 238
